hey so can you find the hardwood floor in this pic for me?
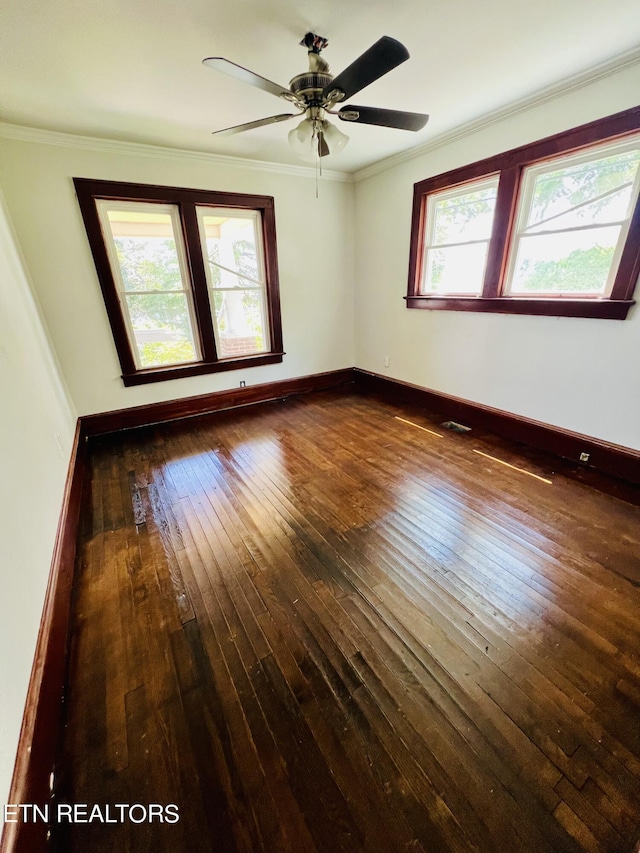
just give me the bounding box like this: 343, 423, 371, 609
56, 390, 640, 852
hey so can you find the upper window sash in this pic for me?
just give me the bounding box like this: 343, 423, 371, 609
406, 105, 640, 319
420, 176, 499, 296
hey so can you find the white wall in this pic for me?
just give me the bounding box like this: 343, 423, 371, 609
0, 190, 77, 806
354, 64, 640, 450
0, 138, 355, 417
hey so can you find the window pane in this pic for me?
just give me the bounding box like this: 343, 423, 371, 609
509, 226, 620, 294
106, 210, 185, 292
526, 150, 640, 233
422, 177, 498, 294
125, 293, 198, 367
196, 206, 271, 358
212, 289, 267, 357
433, 185, 498, 245
199, 211, 261, 287
424, 243, 490, 294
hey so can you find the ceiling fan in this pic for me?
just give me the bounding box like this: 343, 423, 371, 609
203, 33, 429, 159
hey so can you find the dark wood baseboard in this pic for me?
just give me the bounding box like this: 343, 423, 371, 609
353, 369, 640, 486
81, 368, 355, 437
79, 365, 640, 484
0, 422, 87, 853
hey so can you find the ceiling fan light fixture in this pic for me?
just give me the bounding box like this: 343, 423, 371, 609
322, 120, 349, 155
288, 116, 349, 160
288, 117, 315, 157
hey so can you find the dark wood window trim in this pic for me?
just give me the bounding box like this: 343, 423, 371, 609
74, 179, 284, 385
406, 106, 640, 319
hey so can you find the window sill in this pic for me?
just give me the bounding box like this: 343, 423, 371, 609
122, 352, 285, 386
404, 296, 635, 320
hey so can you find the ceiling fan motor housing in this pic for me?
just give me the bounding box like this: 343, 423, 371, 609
289, 72, 334, 106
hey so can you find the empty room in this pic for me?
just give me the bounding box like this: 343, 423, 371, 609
1, 1, 639, 851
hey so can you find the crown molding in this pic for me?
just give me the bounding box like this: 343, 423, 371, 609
1, 45, 637, 187
353, 45, 640, 183
0, 123, 353, 183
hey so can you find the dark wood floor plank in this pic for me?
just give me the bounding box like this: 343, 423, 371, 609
554, 776, 625, 851
254, 606, 424, 852
343, 598, 586, 853
176, 495, 320, 852
57, 391, 640, 852
340, 590, 565, 803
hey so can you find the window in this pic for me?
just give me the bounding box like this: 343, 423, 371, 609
75, 179, 284, 385
421, 176, 499, 295
406, 106, 640, 318
505, 140, 640, 298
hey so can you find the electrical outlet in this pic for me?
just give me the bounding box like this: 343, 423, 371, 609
384, 356, 390, 367
579, 452, 590, 463
239, 381, 246, 388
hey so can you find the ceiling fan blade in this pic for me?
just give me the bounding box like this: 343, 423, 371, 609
323, 36, 409, 101
203, 57, 292, 99
212, 113, 297, 136
339, 105, 429, 131
318, 133, 330, 158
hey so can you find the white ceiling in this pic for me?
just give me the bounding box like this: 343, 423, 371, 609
1, 0, 639, 174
